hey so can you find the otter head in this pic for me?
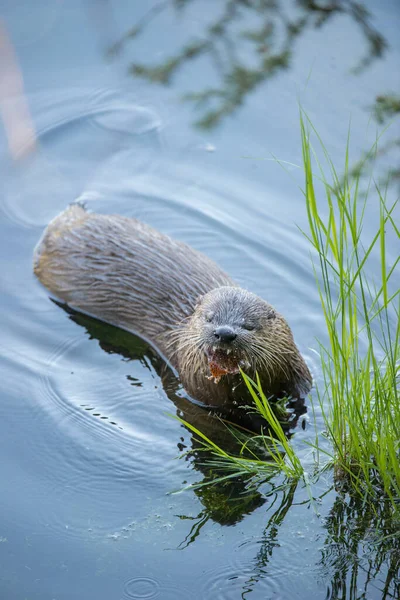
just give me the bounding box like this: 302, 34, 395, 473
180, 286, 291, 383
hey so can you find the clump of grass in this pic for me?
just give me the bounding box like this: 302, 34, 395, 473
300, 112, 400, 504
172, 373, 304, 491
174, 117, 399, 507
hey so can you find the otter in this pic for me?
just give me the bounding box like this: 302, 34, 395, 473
34, 204, 312, 410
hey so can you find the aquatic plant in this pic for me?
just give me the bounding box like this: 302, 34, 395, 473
173, 372, 305, 488
300, 112, 400, 504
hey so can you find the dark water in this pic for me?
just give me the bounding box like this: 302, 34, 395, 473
0, 1, 399, 599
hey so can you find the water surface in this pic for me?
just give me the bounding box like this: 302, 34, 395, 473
0, 1, 399, 599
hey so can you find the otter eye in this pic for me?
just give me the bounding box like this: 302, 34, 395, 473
243, 323, 255, 331
204, 312, 214, 323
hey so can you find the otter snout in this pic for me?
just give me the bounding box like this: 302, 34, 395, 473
213, 326, 237, 344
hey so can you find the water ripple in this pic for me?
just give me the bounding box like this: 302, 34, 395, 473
123, 577, 159, 599
123, 577, 194, 600
38, 329, 181, 466
0, 87, 162, 228
194, 560, 283, 600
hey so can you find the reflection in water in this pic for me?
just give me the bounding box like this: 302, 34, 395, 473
238, 482, 299, 599
352, 93, 400, 187
0, 19, 36, 158
175, 477, 267, 547
55, 304, 302, 546
110, 0, 387, 128
46, 303, 398, 599
320, 493, 400, 600
56, 302, 269, 517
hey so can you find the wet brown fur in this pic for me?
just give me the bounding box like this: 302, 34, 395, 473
34, 204, 312, 408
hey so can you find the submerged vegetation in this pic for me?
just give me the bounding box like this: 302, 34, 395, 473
178, 116, 400, 512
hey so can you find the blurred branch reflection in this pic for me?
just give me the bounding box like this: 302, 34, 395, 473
109, 0, 387, 128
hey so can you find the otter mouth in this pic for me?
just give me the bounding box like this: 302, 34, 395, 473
206, 347, 248, 383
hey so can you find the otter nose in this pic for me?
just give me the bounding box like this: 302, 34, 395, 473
214, 326, 237, 343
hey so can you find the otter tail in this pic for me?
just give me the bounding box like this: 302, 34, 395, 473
33, 203, 89, 287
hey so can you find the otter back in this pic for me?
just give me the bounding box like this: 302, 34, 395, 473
34, 204, 234, 359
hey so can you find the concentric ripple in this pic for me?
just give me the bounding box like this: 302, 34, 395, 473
38, 328, 182, 469
0, 86, 162, 228
17, 318, 187, 542
194, 528, 319, 600
123, 577, 159, 599
194, 560, 283, 600
123, 577, 195, 600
